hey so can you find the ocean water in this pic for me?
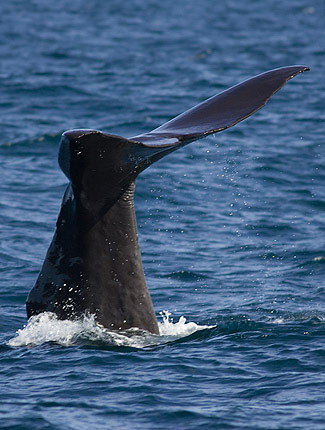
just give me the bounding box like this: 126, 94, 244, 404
0, 0, 324, 429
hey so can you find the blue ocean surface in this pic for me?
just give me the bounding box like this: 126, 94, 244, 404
0, 1, 324, 429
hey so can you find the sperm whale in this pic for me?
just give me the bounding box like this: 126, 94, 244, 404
26, 66, 309, 334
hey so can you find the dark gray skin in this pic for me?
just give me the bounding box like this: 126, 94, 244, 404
26, 66, 309, 334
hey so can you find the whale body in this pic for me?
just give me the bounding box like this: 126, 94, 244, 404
26, 66, 309, 334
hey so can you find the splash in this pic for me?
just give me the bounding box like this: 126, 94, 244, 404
158, 310, 211, 336
8, 311, 213, 348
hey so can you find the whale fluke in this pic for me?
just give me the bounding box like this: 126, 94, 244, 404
26, 66, 309, 334
131, 65, 309, 147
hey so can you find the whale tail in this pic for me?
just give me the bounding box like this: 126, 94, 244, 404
130, 65, 309, 147
60, 65, 309, 211
27, 66, 308, 333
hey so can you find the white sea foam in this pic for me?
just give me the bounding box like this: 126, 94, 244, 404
8, 311, 213, 348
271, 318, 284, 324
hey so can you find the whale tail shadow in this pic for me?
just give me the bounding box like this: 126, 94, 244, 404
26, 66, 309, 334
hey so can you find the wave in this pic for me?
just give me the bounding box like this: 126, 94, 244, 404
8, 311, 214, 349
161, 270, 210, 281
0, 132, 62, 148
8, 307, 325, 349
